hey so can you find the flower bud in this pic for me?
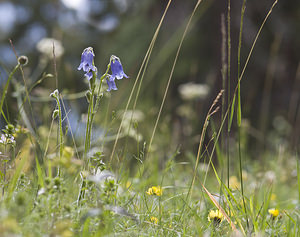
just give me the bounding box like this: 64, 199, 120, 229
18, 55, 28, 66
50, 89, 59, 98
52, 109, 59, 119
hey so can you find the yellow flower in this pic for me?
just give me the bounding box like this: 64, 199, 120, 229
126, 181, 132, 189
229, 176, 240, 190
268, 208, 279, 218
270, 193, 277, 201
150, 216, 158, 224
208, 209, 224, 225
146, 186, 163, 196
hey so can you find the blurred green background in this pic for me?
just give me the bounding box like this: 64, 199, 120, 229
0, 0, 299, 158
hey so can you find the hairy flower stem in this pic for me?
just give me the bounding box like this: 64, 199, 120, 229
79, 66, 110, 205
84, 64, 110, 166
84, 85, 95, 161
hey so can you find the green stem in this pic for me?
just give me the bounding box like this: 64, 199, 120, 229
84, 63, 110, 163
84, 87, 94, 160
237, 0, 249, 229
50, 89, 64, 175
0, 64, 20, 117
55, 96, 63, 160
78, 64, 110, 205
227, 0, 231, 189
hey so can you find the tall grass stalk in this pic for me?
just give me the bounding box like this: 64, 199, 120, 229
221, 14, 226, 153
0, 64, 20, 118
237, 0, 278, 87
109, 0, 173, 164
220, 13, 227, 205
184, 90, 223, 213
148, 0, 203, 155
226, 0, 231, 189
237, 0, 248, 228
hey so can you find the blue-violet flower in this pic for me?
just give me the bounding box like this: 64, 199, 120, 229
78, 47, 97, 73
106, 78, 118, 92
84, 71, 94, 81
110, 55, 128, 80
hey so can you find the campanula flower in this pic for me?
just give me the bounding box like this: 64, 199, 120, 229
106, 78, 118, 91
84, 71, 94, 81
110, 55, 128, 80
78, 47, 97, 73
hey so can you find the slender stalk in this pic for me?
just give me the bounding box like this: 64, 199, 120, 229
0, 64, 20, 116
221, 14, 227, 151
237, 0, 249, 228
55, 96, 63, 160
148, 0, 203, 155
84, 86, 95, 160
50, 89, 64, 175
79, 65, 110, 204
220, 14, 227, 204
109, 0, 173, 164
85, 64, 110, 167
226, 0, 231, 189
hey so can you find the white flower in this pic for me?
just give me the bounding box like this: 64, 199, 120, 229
0, 133, 15, 145
178, 82, 210, 101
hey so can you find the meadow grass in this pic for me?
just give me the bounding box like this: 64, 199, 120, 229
0, 0, 299, 236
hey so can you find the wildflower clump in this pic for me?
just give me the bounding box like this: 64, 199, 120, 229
268, 208, 279, 219
146, 186, 163, 196
208, 209, 224, 225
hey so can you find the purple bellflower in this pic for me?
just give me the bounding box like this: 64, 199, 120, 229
110, 55, 128, 80
78, 47, 97, 80
106, 55, 128, 91
106, 78, 118, 92
84, 71, 94, 81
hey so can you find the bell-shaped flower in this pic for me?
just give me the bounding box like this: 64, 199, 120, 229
106, 78, 118, 91
78, 47, 97, 73
110, 55, 128, 80
84, 71, 94, 81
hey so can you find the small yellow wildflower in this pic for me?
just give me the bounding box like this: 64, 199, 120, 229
146, 186, 163, 196
150, 216, 158, 224
208, 209, 224, 225
270, 193, 277, 201
229, 176, 240, 190
268, 208, 279, 218
126, 181, 131, 189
